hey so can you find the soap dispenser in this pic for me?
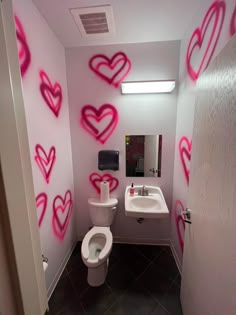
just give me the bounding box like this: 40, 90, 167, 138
130, 183, 134, 196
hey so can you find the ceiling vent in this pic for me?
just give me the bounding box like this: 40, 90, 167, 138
70, 5, 115, 37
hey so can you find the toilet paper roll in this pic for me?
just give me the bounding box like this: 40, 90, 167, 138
43, 261, 48, 272
100, 181, 109, 202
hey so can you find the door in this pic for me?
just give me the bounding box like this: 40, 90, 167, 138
181, 36, 236, 315
144, 135, 158, 176
0, 164, 20, 315
0, 1, 48, 314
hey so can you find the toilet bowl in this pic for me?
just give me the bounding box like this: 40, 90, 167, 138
81, 197, 118, 287
81, 226, 113, 286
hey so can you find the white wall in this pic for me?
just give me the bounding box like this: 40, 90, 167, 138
13, 0, 76, 295
66, 41, 180, 243
171, 0, 236, 267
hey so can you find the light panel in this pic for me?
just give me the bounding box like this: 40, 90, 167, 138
121, 81, 176, 94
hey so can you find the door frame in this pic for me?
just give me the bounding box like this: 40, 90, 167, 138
0, 1, 48, 314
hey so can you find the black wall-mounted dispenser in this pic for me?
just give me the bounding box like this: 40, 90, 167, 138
98, 150, 119, 171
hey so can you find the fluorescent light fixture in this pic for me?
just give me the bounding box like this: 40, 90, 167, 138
121, 80, 176, 94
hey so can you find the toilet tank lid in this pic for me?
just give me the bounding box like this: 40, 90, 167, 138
88, 198, 118, 207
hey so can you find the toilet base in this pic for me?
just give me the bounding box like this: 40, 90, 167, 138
87, 259, 109, 287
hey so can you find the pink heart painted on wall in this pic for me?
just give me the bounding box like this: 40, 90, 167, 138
230, 5, 236, 36
34, 144, 56, 184
39, 70, 63, 117
89, 173, 119, 194
80, 104, 118, 144
175, 200, 186, 252
52, 190, 73, 240
35, 192, 47, 227
89, 52, 131, 88
14, 15, 31, 78
186, 1, 226, 81
179, 136, 192, 185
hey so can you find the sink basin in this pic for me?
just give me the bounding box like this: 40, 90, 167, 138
125, 185, 169, 218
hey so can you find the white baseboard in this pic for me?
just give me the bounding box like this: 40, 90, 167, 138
47, 241, 77, 299
170, 240, 182, 275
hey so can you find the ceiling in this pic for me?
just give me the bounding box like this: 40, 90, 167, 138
32, 0, 203, 48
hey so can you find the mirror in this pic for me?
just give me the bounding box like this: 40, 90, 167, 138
125, 135, 162, 177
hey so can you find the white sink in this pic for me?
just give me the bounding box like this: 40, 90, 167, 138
125, 185, 169, 218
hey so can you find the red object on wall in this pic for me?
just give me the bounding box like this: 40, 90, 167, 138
34, 144, 56, 184
52, 190, 73, 240
186, 0, 226, 81
230, 5, 236, 36
35, 192, 47, 227
175, 200, 186, 252
39, 70, 63, 117
89, 52, 131, 88
179, 136, 192, 185
80, 104, 119, 144
14, 15, 31, 78
89, 173, 119, 194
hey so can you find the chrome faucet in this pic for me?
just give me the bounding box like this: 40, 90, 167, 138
138, 185, 149, 196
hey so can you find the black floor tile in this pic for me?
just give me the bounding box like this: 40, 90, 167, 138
137, 262, 174, 306
56, 298, 86, 315
106, 260, 136, 297
173, 274, 181, 288
48, 276, 77, 315
68, 265, 89, 298
80, 283, 116, 315
66, 242, 85, 274
150, 302, 171, 315
60, 267, 69, 280
135, 244, 166, 261
158, 282, 183, 315
110, 243, 150, 277
49, 243, 182, 315
105, 280, 157, 315
153, 249, 179, 281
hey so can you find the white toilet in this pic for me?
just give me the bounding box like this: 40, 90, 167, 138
81, 197, 118, 287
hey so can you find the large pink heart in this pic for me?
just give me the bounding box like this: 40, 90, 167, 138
14, 15, 31, 78
89, 173, 119, 194
35, 192, 47, 227
39, 70, 62, 117
230, 5, 236, 36
52, 190, 73, 240
34, 144, 56, 184
175, 200, 186, 252
186, 1, 225, 81
80, 104, 118, 144
179, 136, 192, 185
89, 52, 131, 88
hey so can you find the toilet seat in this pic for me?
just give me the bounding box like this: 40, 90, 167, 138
81, 227, 113, 267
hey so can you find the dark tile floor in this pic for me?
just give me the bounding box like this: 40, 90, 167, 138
47, 243, 182, 315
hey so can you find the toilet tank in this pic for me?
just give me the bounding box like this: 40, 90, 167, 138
88, 198, 118, 226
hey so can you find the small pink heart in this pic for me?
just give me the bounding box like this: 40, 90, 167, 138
39, 70, 62, 117
186, 1, 225, 81
35, 192, 47, 227
175, 200, 186, 252
34, 144, 56, 184
52, 190, 73, 240
14, 15, 31, 78
230, 5, 236, 36
179, 136, 192, 185
89, 52, 131, 88
80, 104, 118, 144
89, 173, 119, 194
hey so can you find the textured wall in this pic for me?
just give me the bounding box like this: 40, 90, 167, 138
181, 34, 236, 315
13, 0, 76, 295
171, 0, 236, 268
66, 41, 180, 243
